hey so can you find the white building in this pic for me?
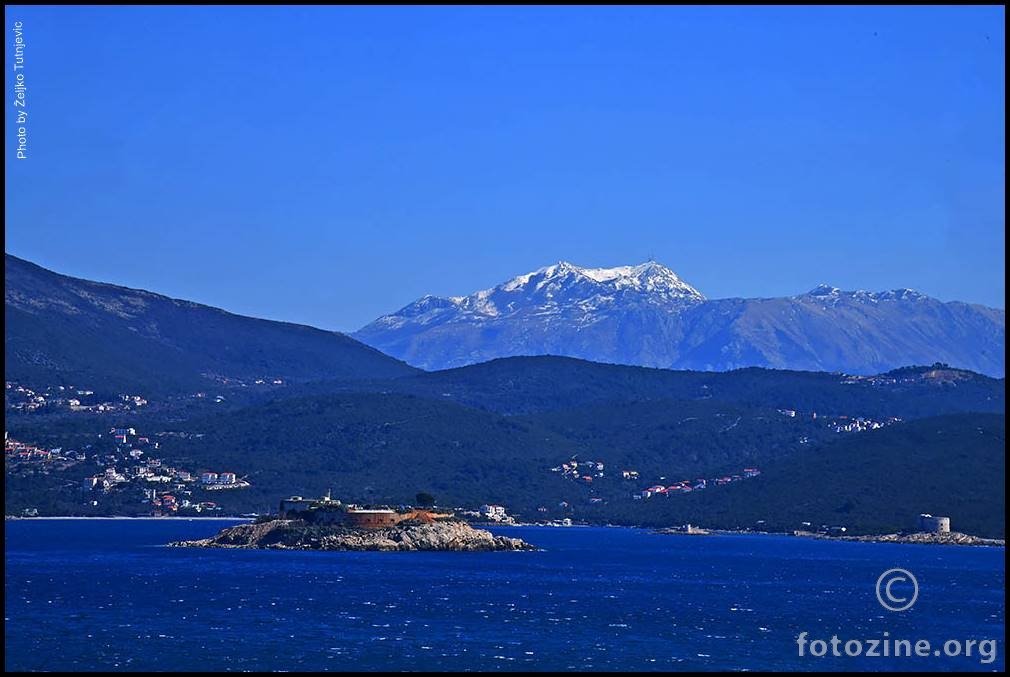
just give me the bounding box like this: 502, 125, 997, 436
479, 504, 508, 521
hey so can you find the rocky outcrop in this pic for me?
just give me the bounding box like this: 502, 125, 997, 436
655, 526, 711, 535
168, 518, 537, 552
805, 530, 1004, 547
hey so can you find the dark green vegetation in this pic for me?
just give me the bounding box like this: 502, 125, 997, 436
520, 398, 832, 480
159, 393, 572, 510
5, 254, 415, 394
5, 255, 1005, 537
381, 356, 1004, 417
581, 413, 1005, 538
7, 361, 1004, 536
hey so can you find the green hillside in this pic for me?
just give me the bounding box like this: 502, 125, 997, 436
5, 254, 416, 394
578, 413, 1006, 538
363, 356, 1003, 418
4, 257, 1004, 536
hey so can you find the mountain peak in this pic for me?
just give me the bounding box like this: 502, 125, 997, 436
383, 260, 706, 327
515, 260, 705, 298
807, 283, 841, 296
803, 284, 929, 303
354, 262, 1005, 376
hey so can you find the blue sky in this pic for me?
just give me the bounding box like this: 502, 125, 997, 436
4, 5, 1005, 331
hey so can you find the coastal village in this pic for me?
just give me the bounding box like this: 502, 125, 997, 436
633, 467, 762, 500
6, 381, 149, 415
0, 374, 973, 537
4, 421, 997, 544
6, 392, 904, 519
544, 400, 901, 505
5, 376, 291, 415
774, 405, 901, 433
4, 425, 249, 517
550, 457, 762, 500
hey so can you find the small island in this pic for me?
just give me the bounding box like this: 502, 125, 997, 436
803, 531, 1004, 547
655, 524, 710, 536
169, 493, 536, 552
654, 513, 1004, 547
799, 513, 1004, 547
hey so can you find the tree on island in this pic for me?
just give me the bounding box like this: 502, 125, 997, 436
415, 492, 436, 507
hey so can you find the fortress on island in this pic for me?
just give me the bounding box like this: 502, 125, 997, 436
171, 493, 536, 552
278, 493, 453, 529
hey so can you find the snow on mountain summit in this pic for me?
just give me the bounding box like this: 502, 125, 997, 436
801, 284, 928, 304
361, 260, 705, 333
353, 260, 1004, 376
380, 260, 705, 328
498, 260, 704, 300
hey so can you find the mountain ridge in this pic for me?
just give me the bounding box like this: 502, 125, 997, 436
354, 260, 1005, 376
5, 253, 417, 393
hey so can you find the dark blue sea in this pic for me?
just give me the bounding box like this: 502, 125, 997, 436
4, 520, 1004, 671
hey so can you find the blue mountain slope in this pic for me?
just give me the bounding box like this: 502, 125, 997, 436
355, 262, 1005, 376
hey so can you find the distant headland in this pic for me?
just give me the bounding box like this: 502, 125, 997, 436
656, 513, 1005, 547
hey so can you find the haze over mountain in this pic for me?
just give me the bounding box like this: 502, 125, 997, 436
4, 254, 416, 393
355, 261, 1005, 376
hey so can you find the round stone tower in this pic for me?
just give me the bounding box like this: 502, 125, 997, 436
918, 513, 951, 534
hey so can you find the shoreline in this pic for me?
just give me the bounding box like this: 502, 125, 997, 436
8, 517, 1005, 546
170, 518, 537, 552
654, 527, 1005, 548
6, 515, 253, 521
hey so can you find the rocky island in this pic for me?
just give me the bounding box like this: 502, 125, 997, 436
170, 517, 535, 552
801, 515, 1004, 547
169, 494, 536, 552
805, 531, 1005, 547
655, 524, 711, 536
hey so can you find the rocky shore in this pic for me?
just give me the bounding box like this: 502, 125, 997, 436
168, 518, 537, 552
655, 525, 711, 535
805, 530, 1005, 547
651, 526, 1004, 547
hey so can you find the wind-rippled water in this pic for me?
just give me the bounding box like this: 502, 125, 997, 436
4, 520, 1004, 671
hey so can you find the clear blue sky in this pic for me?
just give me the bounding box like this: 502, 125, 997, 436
4, 5, 1005, 331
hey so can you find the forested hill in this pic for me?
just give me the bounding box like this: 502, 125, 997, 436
5, 254, 416, 394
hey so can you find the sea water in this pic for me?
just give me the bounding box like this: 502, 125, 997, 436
4, 520, 1004, 671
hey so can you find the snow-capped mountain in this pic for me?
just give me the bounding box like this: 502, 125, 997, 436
374, 261, 704, 331
353, 261, 1005, 376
